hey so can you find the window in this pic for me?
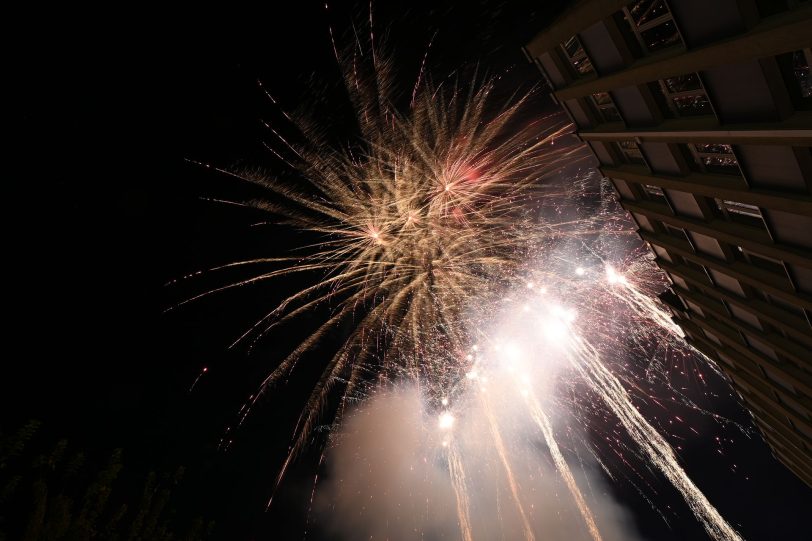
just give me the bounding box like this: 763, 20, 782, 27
669, 272, 689, 290
762, 365, 794, 393
789, 417, 812, 441
685, 300, 705, 317
689, 143, 741, 175
711, 269, 746, 297
652, 244, 673, 262
717, 353, 738, 370
765, 292, 809, 321
622, 0, 682, 54
616, 140, 646, 166
682, 258, 709, 281
560, 35, 593, 76
659, 73, 713, 117
779, 393, 810, 422
737, 247, 789, 278
703, 328, 722, 346
726, 301, 763, 330
715, 199, 768, 230
663, 223, 692, 244
632, 212, 655, 232
591, 92, 622, 122
792, 49, 812, 98
641, 183, 668, 205
777, 48, 812, 111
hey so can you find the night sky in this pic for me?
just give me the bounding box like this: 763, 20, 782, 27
7, 2, 811, 539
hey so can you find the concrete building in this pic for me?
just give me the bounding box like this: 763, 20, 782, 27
524, 0, 812, 486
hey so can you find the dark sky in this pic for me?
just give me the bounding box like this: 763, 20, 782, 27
7, 1, 811, 539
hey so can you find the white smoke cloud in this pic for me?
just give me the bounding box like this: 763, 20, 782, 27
314, 387, 644, 540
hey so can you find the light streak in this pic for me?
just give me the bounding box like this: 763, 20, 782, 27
526, 395, 603, 541
447, 445, 475, 541
481, 389, 536, 541
569, 334, 742, 541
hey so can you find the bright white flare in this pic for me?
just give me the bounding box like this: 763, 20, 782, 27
538, 303, 577, 345
438, 411, 455, 430
605, 265, 627, 285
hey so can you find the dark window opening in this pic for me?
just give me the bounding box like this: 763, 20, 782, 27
663, 223, 692, 244
777, 49, 812, 111
641, 183, 668, 205
560, 35, 594, 76
622, 0, 682, 54
736, 247, 790, 278
682, 258, 708, 278
663, 73, 703, 94
793, 49, 812, 98
591, 92, 622, 122
715, 199, 768, 230
765, 292, 809, 321
616, 140, 647, 166
640, 19, 680, 52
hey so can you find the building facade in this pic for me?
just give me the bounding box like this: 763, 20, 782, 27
524, 0, 812, 486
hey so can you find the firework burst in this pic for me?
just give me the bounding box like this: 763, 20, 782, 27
179, 50, 586, 450
176, 38, 746, 540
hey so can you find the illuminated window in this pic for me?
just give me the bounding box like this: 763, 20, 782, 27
560, 35, 594, 76
659, 73, 712, 117
689, 143, 741, 175
622, 0, 682, 54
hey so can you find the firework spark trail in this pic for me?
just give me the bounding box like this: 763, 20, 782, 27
446, 445, 475, 541
480, 391, 535, 541
569, 335, 743, 541
605, 265, 684, 340
445, 262, 741, 541
525, 394, 603, 541
604, 263, 729, 388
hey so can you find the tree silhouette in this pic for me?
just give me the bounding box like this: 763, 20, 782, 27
0, 421, 214, 541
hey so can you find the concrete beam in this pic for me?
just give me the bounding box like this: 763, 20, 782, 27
553, 5, 812, 100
